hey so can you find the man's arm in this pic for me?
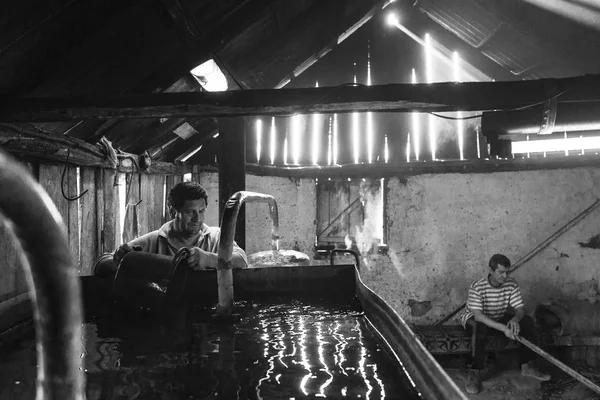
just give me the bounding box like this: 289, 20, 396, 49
112, 232, 155, 265
507, 284, 526, 335
187, 244, 247, 270
467, 284, 514, 339
472, 309, 514, 339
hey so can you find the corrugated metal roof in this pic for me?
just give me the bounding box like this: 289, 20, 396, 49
420, 0, 503, 48
419, 0, 580, 79
480, 24, 546, 75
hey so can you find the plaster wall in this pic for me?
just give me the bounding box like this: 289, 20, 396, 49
196, 172, 317, 258
363, 167, 600, 324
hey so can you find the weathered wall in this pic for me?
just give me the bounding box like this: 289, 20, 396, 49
196, 172, 317, 257
361, 167, 600, 325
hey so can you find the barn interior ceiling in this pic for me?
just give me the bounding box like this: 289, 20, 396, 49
0, 0, 599, 169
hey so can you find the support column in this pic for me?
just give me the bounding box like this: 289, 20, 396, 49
218, 117, 246, 249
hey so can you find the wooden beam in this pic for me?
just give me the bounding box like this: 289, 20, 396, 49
0, 124, 190, 174
1, 75, 598, 122
271, 0, 393, 89
218, 118, 246, 249
245, 155, 600, 178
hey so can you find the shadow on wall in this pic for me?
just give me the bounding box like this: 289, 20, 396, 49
579, 233, 600, 249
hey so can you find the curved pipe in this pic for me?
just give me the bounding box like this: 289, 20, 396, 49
217, 191, 279, 317
0, 151, 84, 399
330, 249, 360, 270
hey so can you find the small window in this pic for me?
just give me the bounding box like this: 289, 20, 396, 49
190, 59, 228, 92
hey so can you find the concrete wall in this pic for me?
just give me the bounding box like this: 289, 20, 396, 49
362, 167, 600, 325
196, 172, 317, 257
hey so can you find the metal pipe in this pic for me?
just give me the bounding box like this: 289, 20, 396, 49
217, 191, 279, 317
481, 101, 600, 137
0, 150, 84, 399
330, 249, 360, 270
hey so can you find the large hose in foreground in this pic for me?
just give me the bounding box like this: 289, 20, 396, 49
217, 191, 279, 317
0, 151, 84, 399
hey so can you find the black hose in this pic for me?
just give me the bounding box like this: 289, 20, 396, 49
0, 150, 85, 399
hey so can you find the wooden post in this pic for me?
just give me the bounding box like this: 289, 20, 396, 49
218, 118, 246, 249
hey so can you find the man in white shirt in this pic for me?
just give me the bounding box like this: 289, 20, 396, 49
114, 181, 247, 270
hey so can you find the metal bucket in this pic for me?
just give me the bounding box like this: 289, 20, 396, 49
112, 251, 189, 310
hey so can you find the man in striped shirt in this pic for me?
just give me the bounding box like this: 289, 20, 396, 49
462, 254, 550, 394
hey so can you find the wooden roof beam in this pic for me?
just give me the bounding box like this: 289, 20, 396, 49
0, 124, 190, 174
0, 74, 598, 122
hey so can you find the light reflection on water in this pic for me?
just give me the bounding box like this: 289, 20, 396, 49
0, 298, 420, 399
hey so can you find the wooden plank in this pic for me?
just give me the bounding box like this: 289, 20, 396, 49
122, 173, 140, 243
0, 229, 19, 300
38, 164, 68, 227
139, 174, 156, 236
516, 336, 600, 395
153, 174, 165, 229
66, 166, 80, 272
79, 167, 97, 275
102, 169, 119, 253
164, 173, 183, 223
246, 155, 600, 178
1, 75, 598, 122
0, 124, 191, 174
95, 168, 104, 254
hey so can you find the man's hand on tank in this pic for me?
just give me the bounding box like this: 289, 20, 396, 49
113, 244, 143, 266
186, 247, 210, 271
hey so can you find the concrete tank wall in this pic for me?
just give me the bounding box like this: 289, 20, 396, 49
196, 172, 317, 258
364, 167, 600, 324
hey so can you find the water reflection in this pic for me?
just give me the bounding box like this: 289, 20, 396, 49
74, 298, 419, 399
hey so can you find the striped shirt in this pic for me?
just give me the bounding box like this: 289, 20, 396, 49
461, 276, 524, 327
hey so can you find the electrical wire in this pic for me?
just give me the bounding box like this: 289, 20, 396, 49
61, 149, 88, 201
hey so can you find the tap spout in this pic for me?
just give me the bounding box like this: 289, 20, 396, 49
0, 151, 84, 399
217, 191, 279, 317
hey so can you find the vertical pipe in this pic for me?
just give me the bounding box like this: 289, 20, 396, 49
0, 150, 84, 400
217, 191, 279, 317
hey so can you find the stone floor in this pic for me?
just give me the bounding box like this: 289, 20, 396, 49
444, 359, 600, 400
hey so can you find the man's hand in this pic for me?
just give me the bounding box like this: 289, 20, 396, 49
186, 247, 216, 271
507, 318, 520, 337
113, 244, 143, 266
503, 323, 518, 340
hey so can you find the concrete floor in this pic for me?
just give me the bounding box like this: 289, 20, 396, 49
445, 365, 600, 400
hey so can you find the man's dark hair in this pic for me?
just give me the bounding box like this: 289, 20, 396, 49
168, 181, 208, 211
489, 253, 511, 270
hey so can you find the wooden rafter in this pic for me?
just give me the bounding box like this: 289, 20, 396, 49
0, 74, 598, 122
0, 124, 190, 174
